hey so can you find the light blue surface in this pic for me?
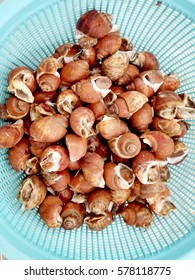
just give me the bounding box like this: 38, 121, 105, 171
0, 0, 195, 260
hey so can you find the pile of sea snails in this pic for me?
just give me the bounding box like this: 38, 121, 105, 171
0, 9, 194, 231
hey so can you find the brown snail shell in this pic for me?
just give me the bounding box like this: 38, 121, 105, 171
25, 156, 40, 175
0, 119, 24, 148
56, 89, 79, 115
140, 130, 174, 160
176, 93, 195, 119
60, 60, 90, 86
87, 100, 107, 120
95, 31, 122, 59
117, 64, 140, 86
40, 168, 70, 192
58, 187, 73, 203
3, 96, 30, 120
40, 145, 69, 172
96, 115, 129, 140
132, 150, 160, 184
8, 136, 30, 171
81, 152, 105, 188
134, 181, 167, 201
29, 114, 68, 142
108, 97, 130, 118
61, 201, 86, 230
69, 107, 95, 138
108, 132, 141, 159
104, 162, 135, 190
130, 102, 154, 131
87, 188, 112, 214
72, 79, 101, 103
119, 37, 134, 51
151, 90, 183, 119
7, 66, 37, 103
76, 9, 112, 39
70, 171, 96, 194
85, 210, 113, 231
120, 201, 153, 228
119, 91, 148, 118
53, 43, 81, 64
29, 138, 52, 158
167, 140, 189, 165
33, 89, 57, 104
87, 134, 101, 153
101, 51, 133, 82
127, 70, 164, 98
38, 195, 63, 228
36, 56, 63, 92
150, 116, 189, 138
129, 51, 159, 71
110, 188, 132, 205
17, 175, 47, 210
148, 186, 176, 216
29, 102, 56, 121
79, 46, 98, 68
158, 72, 180, 91
65, 133, 87, 162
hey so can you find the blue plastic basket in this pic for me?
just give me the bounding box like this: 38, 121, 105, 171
0, 0, 195, 260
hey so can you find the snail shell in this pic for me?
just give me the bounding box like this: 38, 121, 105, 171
108, 132, 141, 159
36, 56, 63, 92
151, 90, 183, 119
61, 201, 86, 230
132, 150, 160, 184
25, 156, 40, 175
130, 102, 154, 131
101, 51, 132, 82
120, 201, 153, 228
40, 168, 70, 192
7, 66, 37, 103
8, 136, 30, 171
120, 91, 148, 118
70, 171, 96, 194
53, 43, 81, 64
148, 186, 176, 216
3, 96, 30, 120
127, 70, 164, 98
87, 188, 112, 214
110, 188, 132, 205
76, 9, 112, 39
38, 195, 63, 228
95, 31, 122, 59
104, 162, 135, 190
69, 107, 95, 138
129, 51, 159, 71
85, 210, 113, 231
167, 140, 189, 165
65, 133, 88, 162
40, 145, 69, 172
96, 115, 129, 140
81, 152, 105, 188
158, 72, 180, 91
60, 59, 90, 86
17, 175, 47, 210
0, 119, 24, 148
56, 89, 79, 115
140, 130, 174, 160
150, 116, 188, 138
177, 93, 195, 119
29, 114, 68, 142
117, 64, 140, 86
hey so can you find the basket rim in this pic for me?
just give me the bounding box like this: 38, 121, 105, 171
0, 0, 195, 260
